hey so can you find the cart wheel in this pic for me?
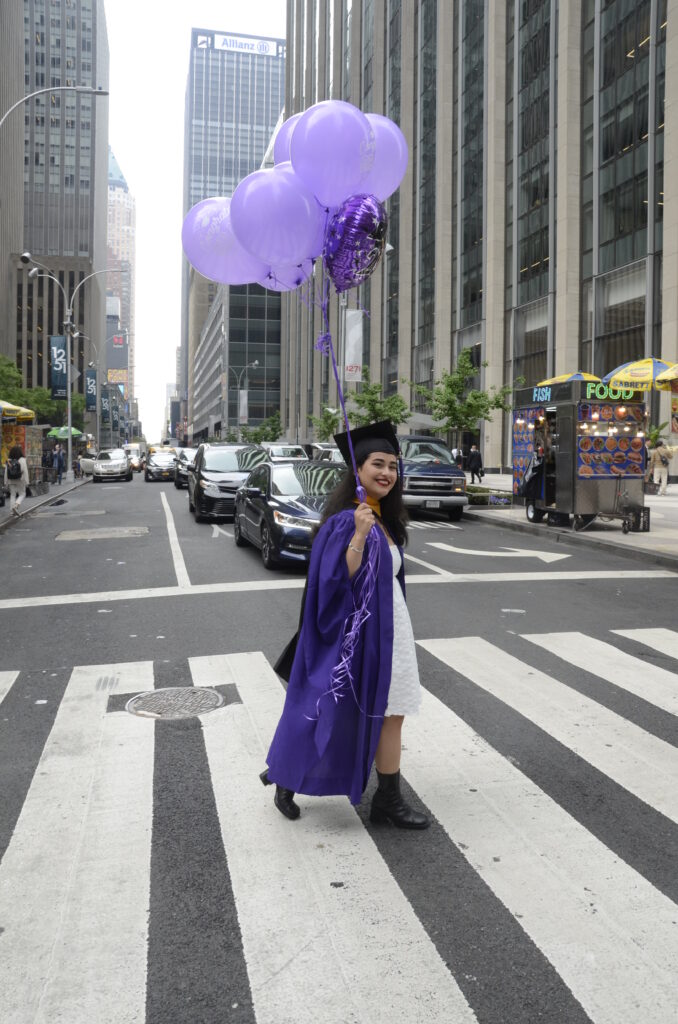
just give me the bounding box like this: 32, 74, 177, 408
622, 518, 630, 534
526, 502, 545, 524
573, 514, 595, 532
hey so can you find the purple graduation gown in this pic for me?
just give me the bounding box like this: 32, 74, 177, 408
265, 509, 406, 805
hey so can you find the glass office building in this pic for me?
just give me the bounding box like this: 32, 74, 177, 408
180, 28, 285, 441
282, 0, 677, 468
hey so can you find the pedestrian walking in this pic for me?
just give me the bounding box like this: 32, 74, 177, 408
467, 443, 483, 484
261, 420, 429, 830
4, 444, 30, 517
646, 439, 676, 495
52, 443, 65, 484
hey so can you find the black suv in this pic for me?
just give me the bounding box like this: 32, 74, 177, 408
398, 435, 468, 521
187, 443, 267, 522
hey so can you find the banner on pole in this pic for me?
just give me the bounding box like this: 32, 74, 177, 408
112, 404, 119, 431
50, 336, 67, 399
239, 389, 248, 426
101, 392, 110, 423
85, 368, 97, 411
344, 310, 363, 382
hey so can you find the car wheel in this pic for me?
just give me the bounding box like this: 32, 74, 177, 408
126, 472, 133, 481
144, 472, 150, 482
261, 524, 278, 569
526, 502, 545, 524
92, 475, 100, 483
448, 507, 463, 522
174, 475, 181, 489
233, 513, 249, 547
193, 495, 205, 523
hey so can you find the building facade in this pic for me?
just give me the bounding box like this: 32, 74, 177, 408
282, 0, 677, 468
106, 146, 135, 409
0, 2, 25, 361
14, 0, 110, 408
180, 28, 285, 442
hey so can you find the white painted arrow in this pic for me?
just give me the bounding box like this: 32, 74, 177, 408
426, 541, 570, 563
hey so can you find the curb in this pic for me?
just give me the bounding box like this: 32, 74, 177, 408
0, 478, 90, 535
462, 507, 678, 572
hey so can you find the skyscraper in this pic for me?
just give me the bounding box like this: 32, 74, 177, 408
0, 3, 25, 361
180, 28, 285, 441
283, 1, 678, 469
15, 0, 109, 397
107, 146, 136, 427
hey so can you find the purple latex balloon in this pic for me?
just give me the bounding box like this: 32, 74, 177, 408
181, 197, 269, 284
230, 163, 324, 266
258, 259, 314, 292
273, 112, 302, 165
360, 114, 409, 201
290, 100, 375, 207
324, 194, 388, 293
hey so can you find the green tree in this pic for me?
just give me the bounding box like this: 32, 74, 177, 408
0, 355, 23, 403
647, 420, 669, 446
414, 348, 521, 434
347, 366, 411, 427
309, 406, 341, 440
239, 410, 283, 444
0, 356, 86, 429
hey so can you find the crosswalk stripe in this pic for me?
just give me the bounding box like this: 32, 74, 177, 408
192, 652, 479, 1024
613, 627, 678, 661
418, 637, 678, 824
400, 683, 678, 1023
408, 520, 461, 530
523, 632, 678, 717
0, 671, 19, 706
0, 661, 155, 1024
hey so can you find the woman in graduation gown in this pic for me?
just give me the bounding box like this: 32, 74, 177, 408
261, 421, 429, 830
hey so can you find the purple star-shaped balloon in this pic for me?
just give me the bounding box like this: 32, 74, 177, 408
324, 194, 388, 293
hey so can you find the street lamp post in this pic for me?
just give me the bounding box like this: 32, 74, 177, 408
228, 360, 259, 437
0, 85, 108, 133
27, 260, 119, 483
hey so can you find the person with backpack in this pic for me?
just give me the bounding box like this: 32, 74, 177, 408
4, 445, 30, 517
647, 439, 676, 495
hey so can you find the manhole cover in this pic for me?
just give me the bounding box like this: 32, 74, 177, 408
126, 687, 224, 720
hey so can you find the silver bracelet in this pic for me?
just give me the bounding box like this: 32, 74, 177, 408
348, 543, 364, 554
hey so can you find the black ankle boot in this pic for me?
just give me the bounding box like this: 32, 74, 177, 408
369, 769, 429, 830
259, 768, 300, 820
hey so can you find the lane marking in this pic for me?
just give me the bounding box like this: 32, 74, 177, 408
0, 660, 155, 1023
195, 653, 478, 1024
0, 570, 673, 612
427, 541, 570, 564
420, 637, 678, 824
523, 632, 678, 717
403, 684, 678, 1023
160, 491, 191, 587
613, 628, 678, 661
211, 524, 233, 539
0, 670, 19, 707
55, 526, 148, 540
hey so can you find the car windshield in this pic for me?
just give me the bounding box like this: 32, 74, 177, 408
97, 450, 126, 462
271, 464, 345, 497
401, 440, 455, 464
203, 447, 267, 472
150, 453, 175, 465
176, 448, 196, 462
269, 446, 307, 458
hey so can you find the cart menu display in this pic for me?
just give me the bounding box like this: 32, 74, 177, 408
576, 402, 646, 479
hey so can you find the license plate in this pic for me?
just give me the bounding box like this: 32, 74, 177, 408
425, 500, 441, 509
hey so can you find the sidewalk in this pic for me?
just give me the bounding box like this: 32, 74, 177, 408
0, 477, 90, 534
464, 471, 678, 568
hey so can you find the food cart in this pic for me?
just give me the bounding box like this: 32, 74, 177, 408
512, 381, 649, 532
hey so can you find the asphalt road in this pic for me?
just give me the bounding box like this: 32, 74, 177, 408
1, 474, 677, 1024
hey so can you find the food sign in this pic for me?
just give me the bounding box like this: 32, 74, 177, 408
576, 403, 645, 478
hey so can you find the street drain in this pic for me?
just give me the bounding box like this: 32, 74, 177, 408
126, 687, 225, 720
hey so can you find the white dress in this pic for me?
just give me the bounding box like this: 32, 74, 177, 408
385, 545, 422, 716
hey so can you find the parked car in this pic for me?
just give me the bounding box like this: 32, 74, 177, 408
398, 435, 468, 520
234, 460, 346, 568
92, 448, 133, 483
187, 443, 267, 522
314, 446, 345, 464
173, 447, 198, 489
145, 451, 176, 482
258, 442, 309, 461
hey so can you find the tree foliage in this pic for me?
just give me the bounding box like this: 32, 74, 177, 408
309, 406, 341, 441
239, 410, 283, 444
0, 355, 85, 428
347, 366, 411, 427
414, 348, 521, 433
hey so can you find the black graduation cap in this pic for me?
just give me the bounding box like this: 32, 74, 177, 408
333, 420, 401, 468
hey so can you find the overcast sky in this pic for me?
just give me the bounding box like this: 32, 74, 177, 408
104, 1, 287, 440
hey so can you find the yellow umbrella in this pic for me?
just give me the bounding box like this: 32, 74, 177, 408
536, 371, 601, 385
603, 357, 673, 391
0, 399, 35, 422
655, 363, 678, 390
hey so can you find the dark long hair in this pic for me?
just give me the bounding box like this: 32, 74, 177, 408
8, 445, 23, 460
322, 459, 408, 546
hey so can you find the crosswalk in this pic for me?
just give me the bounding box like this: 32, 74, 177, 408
1, 629, 678, 1023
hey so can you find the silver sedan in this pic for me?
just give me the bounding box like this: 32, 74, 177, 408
92, 449, 133, 483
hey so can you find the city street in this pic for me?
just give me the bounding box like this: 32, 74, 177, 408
1, 476, 678, 1024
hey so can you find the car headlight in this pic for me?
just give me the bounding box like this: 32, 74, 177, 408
273, 510, 318, 530
199, 480, 220, 494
